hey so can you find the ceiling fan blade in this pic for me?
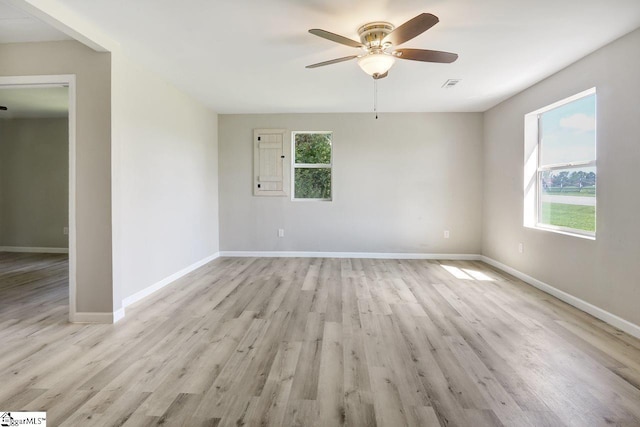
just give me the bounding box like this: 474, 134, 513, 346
395, 48, 458, 63
383, 13, 439, 46
306, 55, 359, 69
373, 71, 388, 80
309, 29, 364, 48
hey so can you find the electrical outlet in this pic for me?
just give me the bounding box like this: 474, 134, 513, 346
518, 242, 524, 253
278, 229, 285, 238
444, 230, 450, 239
63, 227, 69, 235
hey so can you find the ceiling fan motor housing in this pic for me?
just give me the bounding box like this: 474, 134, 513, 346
357, 22, 395, 50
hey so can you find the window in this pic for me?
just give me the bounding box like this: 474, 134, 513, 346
524, 88, 596, 238
292, 132, 332, 201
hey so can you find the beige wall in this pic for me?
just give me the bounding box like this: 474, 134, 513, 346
219, 113, 483, 254
0, 41, 219, 316
111, 54, 219, 303
0, 40, 113, 314
0, 118, 68, 248
483, 28, 640, 326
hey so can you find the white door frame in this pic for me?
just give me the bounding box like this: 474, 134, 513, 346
0, 74, 77, 322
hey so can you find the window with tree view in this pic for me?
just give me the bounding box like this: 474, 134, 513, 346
292, 132, 332, 200
537, 90, 596, 235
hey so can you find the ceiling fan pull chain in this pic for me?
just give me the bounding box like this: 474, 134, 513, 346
374, 78, 378, 119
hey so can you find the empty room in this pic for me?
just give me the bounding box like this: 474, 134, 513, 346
1, 0, 639, 426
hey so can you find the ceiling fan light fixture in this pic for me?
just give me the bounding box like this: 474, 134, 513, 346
357, 53, 395, 77
306, 13, 457, 80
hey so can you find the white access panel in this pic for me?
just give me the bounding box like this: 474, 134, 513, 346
253, 129, 288, 196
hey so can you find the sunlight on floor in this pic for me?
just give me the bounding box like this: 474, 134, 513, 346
441, 265, 494, 281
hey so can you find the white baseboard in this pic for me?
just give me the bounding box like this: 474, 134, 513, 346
121, 252, 220, 309
0, 246, 69, 254
113, 308, 125, 323
219, 251, 481, 260
480, 256, 640, 340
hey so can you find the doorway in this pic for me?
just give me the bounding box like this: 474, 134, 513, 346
0, 75, 77, 322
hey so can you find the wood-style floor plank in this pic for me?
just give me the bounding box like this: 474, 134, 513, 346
2, 252, 640, 426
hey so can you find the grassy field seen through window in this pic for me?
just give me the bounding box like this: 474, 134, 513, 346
540, 202, 595, 232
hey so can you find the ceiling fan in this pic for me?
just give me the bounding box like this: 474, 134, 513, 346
306, 13, 458, 79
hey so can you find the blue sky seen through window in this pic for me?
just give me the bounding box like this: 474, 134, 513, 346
540, 94, 596, 166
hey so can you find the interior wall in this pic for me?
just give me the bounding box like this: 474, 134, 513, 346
0, 118, 68, 248
111, 53, 219, 303
0, 40, 113, 314
483, 28, 640, 326
219, 113, 483, 254
0, 121, 2, 243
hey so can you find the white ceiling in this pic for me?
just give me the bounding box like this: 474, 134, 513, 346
0, 86, 69, 118
0, 0, 70, 43
4, 0, 640, 113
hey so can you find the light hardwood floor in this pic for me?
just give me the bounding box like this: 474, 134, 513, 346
1, 253, 640, 426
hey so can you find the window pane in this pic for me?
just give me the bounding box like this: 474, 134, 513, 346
539, 167, 596, 232
294, 168, 331, 199
540, 94, 596, 166
295, 133, 331, 164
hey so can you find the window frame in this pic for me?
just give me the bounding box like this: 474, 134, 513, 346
291, 131, 333, 202
524, 88, 597, 239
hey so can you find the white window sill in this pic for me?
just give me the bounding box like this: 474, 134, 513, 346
525, 224, 596, 240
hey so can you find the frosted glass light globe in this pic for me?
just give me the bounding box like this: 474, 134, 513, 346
357, 53, 396, 76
